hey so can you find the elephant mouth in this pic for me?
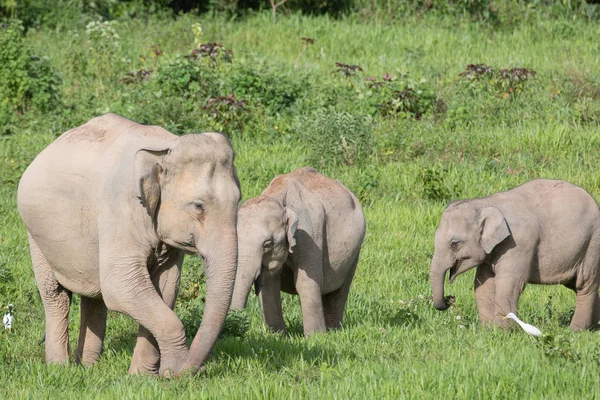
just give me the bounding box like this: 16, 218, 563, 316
254, 272, 263, 296
448, 263, 459, 283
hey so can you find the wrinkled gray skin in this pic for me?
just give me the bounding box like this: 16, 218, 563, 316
431, 179, 600, 330
230, 167, 366, 336
17, 114, 240, 376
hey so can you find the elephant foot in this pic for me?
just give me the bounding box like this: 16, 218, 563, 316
128, 364, 159, 376
494, 315, 516, 330
158, 350, 189, 378
176, 363, 206, 377
129, 349, 160, 376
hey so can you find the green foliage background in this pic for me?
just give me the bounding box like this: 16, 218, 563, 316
1, 1, 600, 398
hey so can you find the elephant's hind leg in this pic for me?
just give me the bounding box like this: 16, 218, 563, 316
323, 252, 359, 330
76, 297, 107, 366
570, 286, 599, 331
570, 246, 600, 331
29, 233, 72, 364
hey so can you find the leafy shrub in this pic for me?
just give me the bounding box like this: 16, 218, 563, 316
458, 63, 538, 97
421, 166, 458, 201
85, 20, 120, 51
0, 19, 61, 132
365, 73, 437, 119
155, 57, 221, 98
187, 42, 233, 65
537, 333, 581, 362
227, 64, 309, 114
221, 309, 251, 338
443, 63, 540, 128
202, 93, 249, 133
114, 52, 257, 135
352, 167, 380, 205
297, 107, 373, 167
176, 262, 250, 339
333, 61, 363, 78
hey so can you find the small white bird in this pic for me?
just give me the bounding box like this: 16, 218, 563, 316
3, 304, 15, 333
503, 312, 542, 337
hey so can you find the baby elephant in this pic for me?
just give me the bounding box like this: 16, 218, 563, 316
230, 167, 366, 336
431, 179, 600, 331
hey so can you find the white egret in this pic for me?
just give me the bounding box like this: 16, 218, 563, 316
503, 312, 542, 337
3, 304, 14, 333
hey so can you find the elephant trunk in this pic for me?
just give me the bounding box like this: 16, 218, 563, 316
430, 256, 450, 311
230, 251, 262, 310
181, 230, 237, 373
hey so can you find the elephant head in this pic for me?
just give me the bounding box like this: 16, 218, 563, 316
230, 197, 298, 310
430, 202, 510, 311
134, 132, 241, 372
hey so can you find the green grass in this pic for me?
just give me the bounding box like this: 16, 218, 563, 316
2, 8, 600, 399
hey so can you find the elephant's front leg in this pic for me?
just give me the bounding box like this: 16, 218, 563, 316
474, 266, 496, 326
258, 271, 286, 334
294, 261, 326, 336
101, 246, 187, 377
493, 268, 528, 328
129, 251, 184, 375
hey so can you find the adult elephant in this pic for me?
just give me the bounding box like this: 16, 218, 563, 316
17, 113, 240, 376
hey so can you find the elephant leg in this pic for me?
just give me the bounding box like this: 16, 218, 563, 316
593, 290, 600, 329
129, 252, 183, 375
570, 285, 600, 331
474, 266, 496, 326
493, 271, 527, 328
29, 233, 72, 364
294, 263, 326, 336
100, 254, 187, 377
258, 272, 286, 334
75, 297, 107, 366
323, 252, 359, 330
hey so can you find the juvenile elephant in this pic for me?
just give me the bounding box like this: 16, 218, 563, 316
431, 179, 600, 330
230, 167, 366, 336
18, 114, 241, 376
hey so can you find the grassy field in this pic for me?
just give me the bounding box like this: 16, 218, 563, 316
1, 5, 600, 398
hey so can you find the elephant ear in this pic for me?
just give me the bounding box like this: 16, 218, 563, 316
134, 148, 169, 218
284, 206, 299, 253
478, 206, 510, 254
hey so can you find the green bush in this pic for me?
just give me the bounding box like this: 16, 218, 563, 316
297, 107, 373, 167
364, 74, 437, 119
227, 64, 309, 114
155, 57, 221, 98
113, 47, 308, 135
421, 166, 459, 202
442, 63, 542, 128
0, 19, 61, 132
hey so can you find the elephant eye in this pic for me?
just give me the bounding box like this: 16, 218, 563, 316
192, 201, 205, 213
263, 240, 274, 252
450, 240, 460, 250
